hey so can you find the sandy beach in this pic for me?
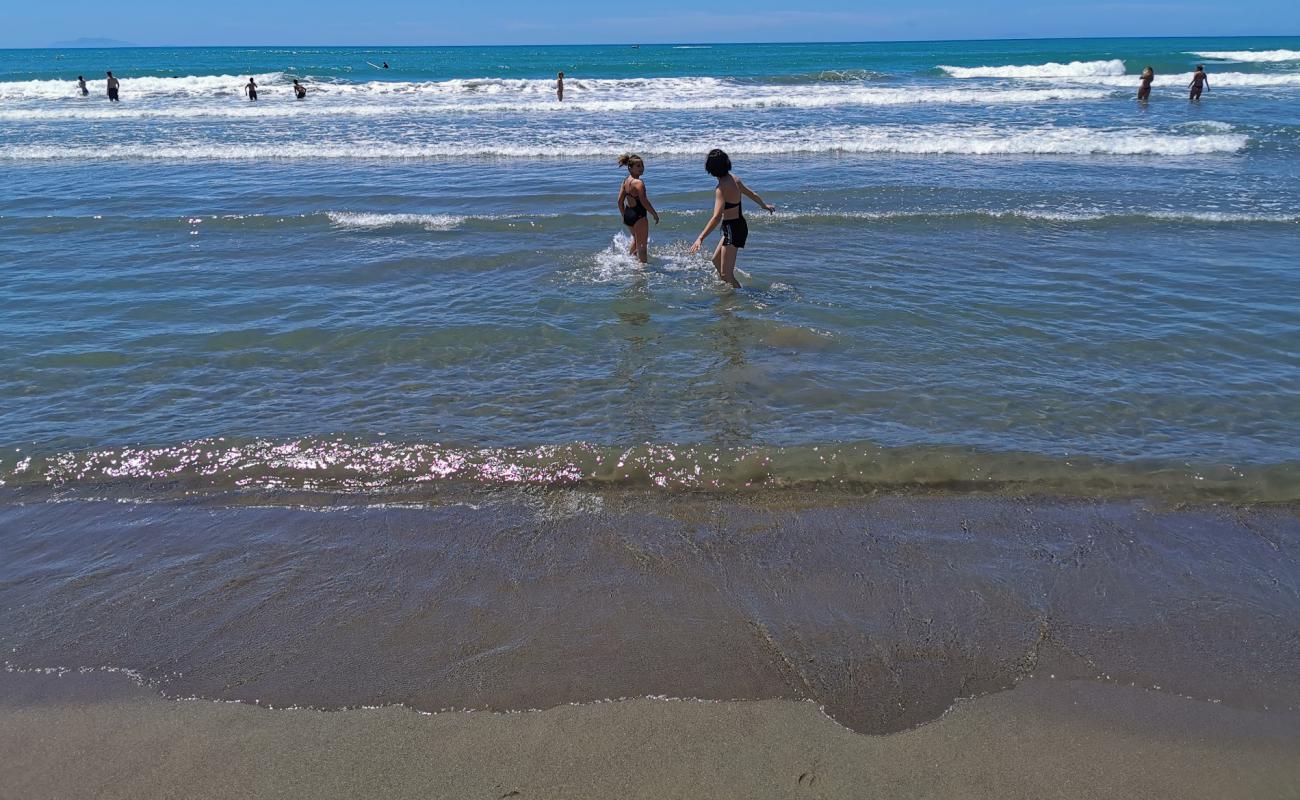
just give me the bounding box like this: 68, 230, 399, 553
3, 667, 1298, 799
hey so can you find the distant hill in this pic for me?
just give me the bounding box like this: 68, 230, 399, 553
49, 37, 136, 48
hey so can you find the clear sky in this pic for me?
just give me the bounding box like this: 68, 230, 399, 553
5, 0, 1299, 48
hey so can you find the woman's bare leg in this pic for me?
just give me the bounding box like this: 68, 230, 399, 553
633, 218, 650, 263
711, 240, 724, 277
719, 245, 740, 288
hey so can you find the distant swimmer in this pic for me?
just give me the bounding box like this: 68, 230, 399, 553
1189, 64, 1209, 101
688, 149, 775, 289
616, 153, 660, 264
77, 75, 88, 96
293, 79, 307, 99
105, 71, 119, 101
382, 61, 389, 69
1138, 66, 1154, 101
245, 77, 258, 101
556, 71, 564, 102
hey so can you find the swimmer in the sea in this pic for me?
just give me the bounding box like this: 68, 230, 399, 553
245, 77, 258, 101
76, 75, 89, 96
1138, 66, 1154, 101
1189, 64, 1209, 101
293, 79, 307, 99
105, 71, 119, 101
382, 61, 389, 69
556, 71, 564, 102
616, 153, 660, 264
688, 149, 775, 289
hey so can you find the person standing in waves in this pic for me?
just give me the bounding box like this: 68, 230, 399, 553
1138, 66, 1154, 102
105, 71, 119, 101
1189, 65, 1209, 101
616, 153, 660, 264
689, 149, 775, 289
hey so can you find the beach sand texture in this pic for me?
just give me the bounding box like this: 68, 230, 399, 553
2, 668, 1298, 800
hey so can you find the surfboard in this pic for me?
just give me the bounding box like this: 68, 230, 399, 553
365, 61, 384, 69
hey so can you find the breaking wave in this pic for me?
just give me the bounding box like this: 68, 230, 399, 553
1190, 49, 1300, 62
939, 59, 1128, 79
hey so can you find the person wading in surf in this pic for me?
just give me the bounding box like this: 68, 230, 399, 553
616, 153, 660, 264
77, 75, 89, 96
105, 71, 119, 101
1138, 66, 1154, 101
245, 77, 258, 101
689, 149, 775, 289
1189, 65, 1209, 101
293, 79, 307, 99
556, 71, 564, 102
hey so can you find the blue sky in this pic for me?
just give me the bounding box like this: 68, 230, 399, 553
4, 0, 1299, 48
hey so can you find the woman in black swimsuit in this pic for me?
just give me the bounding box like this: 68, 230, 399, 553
617, 153, 659, 264
689, 149, 775, 288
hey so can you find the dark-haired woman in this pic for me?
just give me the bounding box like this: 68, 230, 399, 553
617, 153, 659, 263
688, 148, 775, 288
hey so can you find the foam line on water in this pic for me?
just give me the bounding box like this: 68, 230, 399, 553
1190, 49, 1300, 62
939, 59, 1128, 78
0, 125, 1250, 160
0, 80, 1112, 113
326, 212, 470, 230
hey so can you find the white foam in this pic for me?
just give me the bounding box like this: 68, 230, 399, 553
326, 211, 468, 230
1191, 49, 1300, 62
940, 59, 1127, 79
0, 75, 1112, 115
0, 72, 286, 101
778, 208, 1299, 224
1086, 70, 1300, 88
0, 125, 1248, 160
587, 231, 646, 283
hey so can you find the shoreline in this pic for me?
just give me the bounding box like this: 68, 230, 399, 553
3, 668, 1298, 799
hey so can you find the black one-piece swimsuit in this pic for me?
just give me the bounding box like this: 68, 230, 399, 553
622, 191, 647, 227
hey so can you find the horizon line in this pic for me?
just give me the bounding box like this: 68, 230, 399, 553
9, 33, 1300, 51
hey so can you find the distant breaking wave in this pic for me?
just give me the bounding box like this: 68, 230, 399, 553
1190, 49, 1300, 62
0, 74, 1110, 111
939, 64, 1300, 88
939, 59, 1127, 78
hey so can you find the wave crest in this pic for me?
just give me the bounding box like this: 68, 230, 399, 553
939, 59, 1127, 79
1191, 49, 1300, 62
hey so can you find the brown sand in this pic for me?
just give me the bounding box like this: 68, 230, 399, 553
2, 669, 1297, 800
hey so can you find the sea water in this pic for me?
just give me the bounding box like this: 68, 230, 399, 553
1, 38, 1299, 500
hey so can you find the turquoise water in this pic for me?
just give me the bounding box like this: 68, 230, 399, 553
2, 38, 1299, 499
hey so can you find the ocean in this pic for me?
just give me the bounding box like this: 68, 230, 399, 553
1, 39, 1299, 737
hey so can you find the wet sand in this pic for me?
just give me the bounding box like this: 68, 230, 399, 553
2, 668, 1298, 800
2, 492, 1299, 735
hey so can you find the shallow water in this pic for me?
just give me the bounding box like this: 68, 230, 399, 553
3, 39, 1300, 499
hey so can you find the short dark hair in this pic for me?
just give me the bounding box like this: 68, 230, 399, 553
705, 148, 731, 177
1196, 64, 1204, 70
